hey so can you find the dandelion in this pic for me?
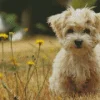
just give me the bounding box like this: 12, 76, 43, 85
23, 28, 28, 32
27, 61, 35, 66
0, 73, 3, 79
0, 33, 8, 39
36, 39, 44, 46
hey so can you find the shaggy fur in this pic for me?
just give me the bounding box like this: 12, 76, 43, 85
48, 7, 100, 95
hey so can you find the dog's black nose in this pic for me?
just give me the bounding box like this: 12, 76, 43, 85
74, 40, 83, 48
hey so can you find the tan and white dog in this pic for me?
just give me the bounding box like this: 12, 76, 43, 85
48, 7, 100, 95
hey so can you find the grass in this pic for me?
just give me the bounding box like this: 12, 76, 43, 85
0, 35, 100, 100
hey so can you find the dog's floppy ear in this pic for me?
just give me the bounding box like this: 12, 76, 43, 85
48, 13, 62, 38
48, 10, 72, 38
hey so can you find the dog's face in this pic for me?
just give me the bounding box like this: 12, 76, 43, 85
48, 7, 100, 55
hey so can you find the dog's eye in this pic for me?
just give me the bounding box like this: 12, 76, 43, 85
83, 28, 90, 34
67, 29, 74, 34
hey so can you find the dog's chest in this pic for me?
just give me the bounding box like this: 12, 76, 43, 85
59, 53, 95, 83
65, 56, 90, 76
54, 49, 98, 83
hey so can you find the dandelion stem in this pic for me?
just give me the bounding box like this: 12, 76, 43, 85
10, 34, 19, 98
24, 44, 41, 98
1, 80, 14, 97
13, 72, 19, 99
42, 59, 45, 78
1, 39, 4, 62
24, 43, 41, 99
1, 39, 5, 73
27, 66, 31, 81
35, 45, 41, 91
24, 68, 35, 91
4, 72, 11, 100
35, 67, 50, 100
10, 35, 14, 60
17, 72, 24, 88
24, 66, 32, 100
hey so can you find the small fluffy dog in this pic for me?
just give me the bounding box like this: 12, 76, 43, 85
48, 7, 100, 95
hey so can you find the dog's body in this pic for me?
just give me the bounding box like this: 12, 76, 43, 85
48, 7, 100, 95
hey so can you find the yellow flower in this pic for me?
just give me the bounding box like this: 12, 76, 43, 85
36, 39, 44, 46
0, 33, 8, 39
9, 32, 14, 35
27, 61, 35, 66
23, 28, 28, 32
0, 73, 3, 79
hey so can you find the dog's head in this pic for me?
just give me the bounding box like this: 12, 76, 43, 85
48, 7, 100, 55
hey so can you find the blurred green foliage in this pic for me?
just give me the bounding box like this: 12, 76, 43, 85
70, 0, 97, 9
1, 12, 21, 31
35, 23, 48, 32
0, 0, 98, 34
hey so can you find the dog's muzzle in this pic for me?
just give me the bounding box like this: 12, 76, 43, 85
74, 39, 83, 48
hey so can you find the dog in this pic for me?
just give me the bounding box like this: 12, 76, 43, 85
48, 7, 100, 95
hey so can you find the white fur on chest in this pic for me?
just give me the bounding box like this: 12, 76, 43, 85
52, 48, 99, 84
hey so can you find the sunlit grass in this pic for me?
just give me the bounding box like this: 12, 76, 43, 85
0, 35, 100, 100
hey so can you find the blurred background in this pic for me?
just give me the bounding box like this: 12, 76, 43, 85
0, 0, 99, 40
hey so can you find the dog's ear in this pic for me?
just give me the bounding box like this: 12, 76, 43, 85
96, 13, 100, 32
48, 13, 62, 38
48, 10, 72, 38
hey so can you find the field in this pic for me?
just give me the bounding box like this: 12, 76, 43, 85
0, 35, 100, 100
